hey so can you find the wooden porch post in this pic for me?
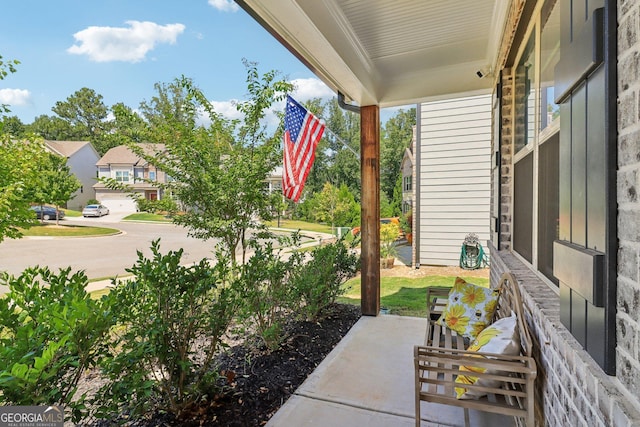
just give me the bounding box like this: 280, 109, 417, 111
360, 104, 380, 316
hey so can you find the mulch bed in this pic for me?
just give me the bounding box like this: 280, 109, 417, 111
124, 303, 361, 427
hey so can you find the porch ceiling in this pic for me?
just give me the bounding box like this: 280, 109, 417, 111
236, 0, 511, 108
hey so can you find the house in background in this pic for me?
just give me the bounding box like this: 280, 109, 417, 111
266, 166, 283, 193
399, 127, 414, 216
43, 140, 100, 210
414, 93, 492, 267
93, 144, 166, 213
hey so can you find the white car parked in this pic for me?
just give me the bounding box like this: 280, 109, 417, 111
82, 204, 110, 217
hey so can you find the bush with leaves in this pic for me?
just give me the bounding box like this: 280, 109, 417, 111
400, 210, 412, 235
380, 222, 401, 259
136, 195, 178, 214
234, 234, 303, 351
0, 267, 114, 422
290, 238, 360, 321
94, 240, 239, 420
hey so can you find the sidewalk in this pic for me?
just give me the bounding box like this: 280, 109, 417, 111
395, 240, 412, 267
266, 315, 513, 427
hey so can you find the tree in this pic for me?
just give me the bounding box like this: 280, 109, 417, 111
93, 103, 146, 155
28, 115, 78, 141
0, 53, 49, 242
322, 99, 361, 199
0, 135, 47, 242
52, 87, 109, 140
30, 153, 81, 225
108, 63, 293, 265
380, 108, 415, 200
391, 173, 403, 216
138, 81, 195, 130
0, 116, 26, 138
337, 183, 360, 226
380, 191, 394, 218
312, 182, 358, 229
0, 55, 19, 116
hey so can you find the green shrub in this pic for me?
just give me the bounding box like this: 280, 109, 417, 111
94, 240, 238, 419
0, 267, 114, 422
136, 196, 178, 214
86, 198, 99, 205
291, 238, 360, 321
400, 210, 412, 235
234, 235, 302, 351
380, 222, 401, 258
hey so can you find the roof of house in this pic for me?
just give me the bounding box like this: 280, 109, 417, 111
96, 144, 166, 167
401, 147, 414, 169
236, 0, 515, 107
44, 140, 94, 157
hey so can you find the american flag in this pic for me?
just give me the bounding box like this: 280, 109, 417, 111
282, 95, 325, 202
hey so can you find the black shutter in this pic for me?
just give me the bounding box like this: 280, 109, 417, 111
553, 0, 616, 374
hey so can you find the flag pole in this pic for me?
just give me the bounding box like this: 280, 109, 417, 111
322, 125, 360, 160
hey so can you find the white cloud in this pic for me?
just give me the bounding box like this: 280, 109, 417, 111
0, 88, 31, 106
195, 100, 241, 127
210, 100, 243, 120
291, 78, 333, 101
201, 77, 333, 131
208, 0, 239, 12
67, 21, 185, 63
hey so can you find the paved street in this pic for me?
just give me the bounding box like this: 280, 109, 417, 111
0, 216, 333, 294
0, 218, 220, 281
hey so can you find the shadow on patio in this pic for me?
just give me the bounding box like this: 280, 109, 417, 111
266, 314, 513, 427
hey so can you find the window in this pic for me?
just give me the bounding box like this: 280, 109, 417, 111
134, 168, 144, 182
404, 176, 412, 192
115, 170, 130, 183
539, 3, 560, 133
510, 0, 560, 286
98, 167, 110, 179
149, 171, 156, 181
537, 1, 560, 285
514, 33, 536, 154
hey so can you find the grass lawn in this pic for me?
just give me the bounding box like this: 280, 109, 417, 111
338, 275, 490, 317
62, 208, 82, 217
265, 219, 356, 244
22, 224, 120, 237
123, 212, 172, 222
89, 288, 111, 299
265, 219, 334, 234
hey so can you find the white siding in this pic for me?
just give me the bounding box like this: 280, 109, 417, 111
418, 94, 492, 266
64, 145, 99, 210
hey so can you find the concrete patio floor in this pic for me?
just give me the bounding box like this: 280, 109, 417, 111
266, 314, 513, 427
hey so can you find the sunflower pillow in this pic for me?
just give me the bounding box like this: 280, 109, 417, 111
435, 277, 500, 339
454, 313, 520, 399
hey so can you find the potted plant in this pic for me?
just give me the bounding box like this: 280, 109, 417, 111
380, 222, 400, 269
400, 210, 413, 244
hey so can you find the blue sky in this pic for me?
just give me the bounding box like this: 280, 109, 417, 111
0, 0, 372, 128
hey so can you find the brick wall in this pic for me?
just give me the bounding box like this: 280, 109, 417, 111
485, 3, 640, 425
617, 0, 640, 407
490, 244, 640, 426
499, 71, 513, 250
